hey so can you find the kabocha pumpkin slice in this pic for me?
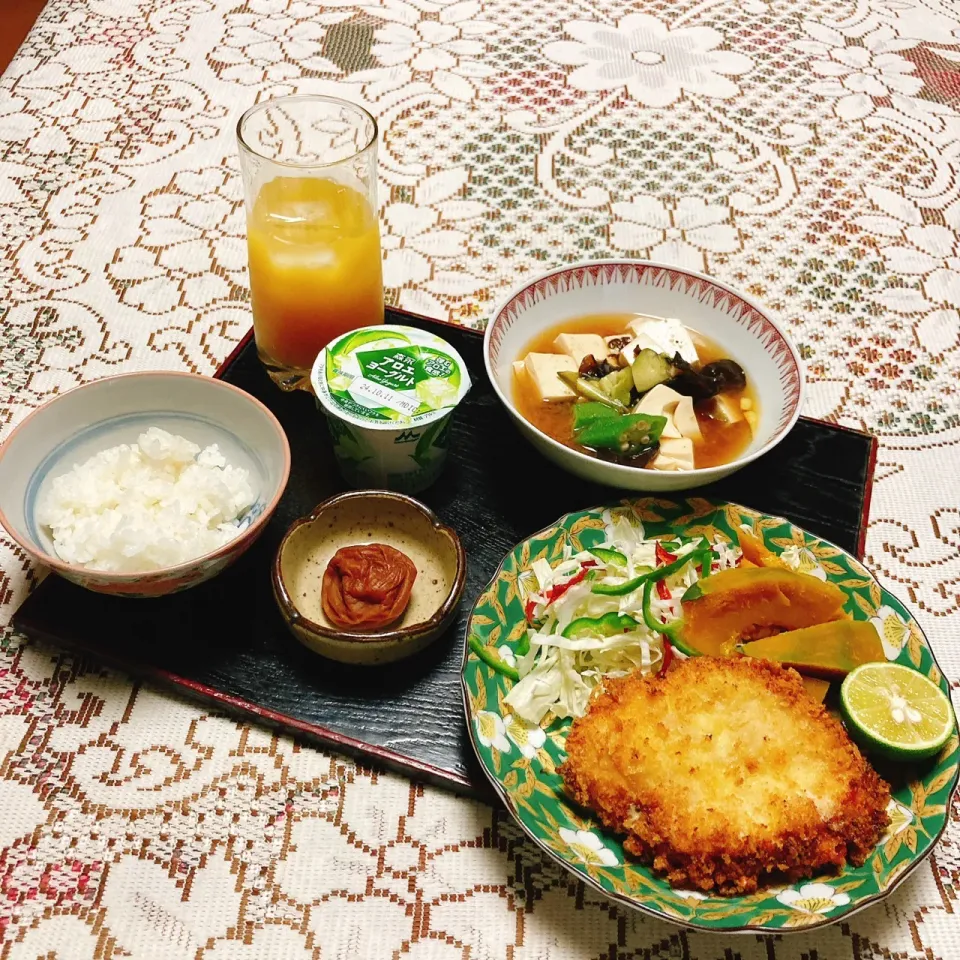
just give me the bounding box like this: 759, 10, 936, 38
737, 527, 783, 568
674, 567, 850, 657
740, 620, 884, 681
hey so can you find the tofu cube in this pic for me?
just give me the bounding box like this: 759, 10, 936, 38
660, 413, 681, 440
627, 317, 699, 364
512, 361, 525, 378
523, 353, 577, 402
553, 333, 607, 366
625, 314, 665, 336
672, 395, 702, 442
652, 437, 695, 471
636, 383, 683, 439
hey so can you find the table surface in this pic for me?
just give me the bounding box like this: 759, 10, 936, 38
1, 1, 958, 957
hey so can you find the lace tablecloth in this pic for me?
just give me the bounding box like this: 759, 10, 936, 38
1, 0, 959, 956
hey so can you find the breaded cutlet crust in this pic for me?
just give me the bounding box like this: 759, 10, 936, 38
560, 657, 891, 895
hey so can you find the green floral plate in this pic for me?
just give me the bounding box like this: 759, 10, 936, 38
461, 497, 959, 933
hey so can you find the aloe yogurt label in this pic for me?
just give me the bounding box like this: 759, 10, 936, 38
319, 326, 467, 425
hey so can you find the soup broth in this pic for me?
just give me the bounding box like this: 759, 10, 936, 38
513, 314, 757, 469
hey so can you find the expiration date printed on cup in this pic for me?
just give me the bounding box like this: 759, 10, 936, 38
349, 377, 422, 417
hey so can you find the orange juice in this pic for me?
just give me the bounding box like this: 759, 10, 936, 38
246, 176, 383, 374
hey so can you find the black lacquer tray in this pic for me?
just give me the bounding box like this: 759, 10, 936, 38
13, 310, 878, 796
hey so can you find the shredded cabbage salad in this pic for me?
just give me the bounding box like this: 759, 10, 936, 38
502, 511, 743, 725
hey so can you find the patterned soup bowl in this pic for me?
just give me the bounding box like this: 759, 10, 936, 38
484, 259, 804, 491
0, 372, 290, 597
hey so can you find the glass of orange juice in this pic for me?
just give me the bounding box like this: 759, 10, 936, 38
237, 96, 384, 391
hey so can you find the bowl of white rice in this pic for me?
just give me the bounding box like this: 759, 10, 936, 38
0, 372, 290, 597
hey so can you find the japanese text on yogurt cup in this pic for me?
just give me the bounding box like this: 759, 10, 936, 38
311, 326, 470, 494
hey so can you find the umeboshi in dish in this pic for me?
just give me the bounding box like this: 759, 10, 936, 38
321, 543, 417, 630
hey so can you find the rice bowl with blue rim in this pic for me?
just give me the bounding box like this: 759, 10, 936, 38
0, 372, 290, 597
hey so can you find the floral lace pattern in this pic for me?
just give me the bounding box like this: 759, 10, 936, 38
1, 0, 960, 955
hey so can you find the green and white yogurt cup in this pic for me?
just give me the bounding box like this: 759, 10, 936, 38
311, 325, 471, 494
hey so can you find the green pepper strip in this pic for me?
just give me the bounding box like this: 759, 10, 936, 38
468, 635, 519, 681
515, 632, 531, 657
562, 612, 639, 639
592, 552, 698, 596
641, 579, 682, 641
589, 546, 627, 567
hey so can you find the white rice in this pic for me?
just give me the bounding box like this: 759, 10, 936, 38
37, 427, 257, 572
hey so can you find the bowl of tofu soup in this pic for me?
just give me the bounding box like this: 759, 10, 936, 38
483, 260, 804, 491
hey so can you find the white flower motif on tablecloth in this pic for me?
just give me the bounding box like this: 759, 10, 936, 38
886, 93, 960, 139
9, 87, 123, 155
870, 604, 912, 660
502, 713, 546, 759
852, 187, 960, 316
874, 0, 960, 44
0, 95, 41, 144
557, 827, 619, 867
5, 915, 101, 960
209, 0, 347, 85
543, 14, 752, 107
382, 166, 487, 317
609, 194, 741, 270
108, 166, 246, 315
878, 217, 960, 312
776, 882, 850, 914
383, 202, 467, 287
475, 711, 510, 753
371, 0, 496, 102
272, 813, 376, 900
101, 850, 242, 958
795, 24, 921, 121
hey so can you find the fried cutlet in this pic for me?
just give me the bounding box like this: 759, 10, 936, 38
560, 656, 890, 895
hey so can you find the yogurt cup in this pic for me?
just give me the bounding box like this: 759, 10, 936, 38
311, 325, 471, 494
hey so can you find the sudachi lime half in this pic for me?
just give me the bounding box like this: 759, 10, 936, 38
840, 662, 955, 761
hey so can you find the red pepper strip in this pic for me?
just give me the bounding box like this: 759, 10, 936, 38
656, 578, 671, 601
526, 563, 593, 622
660, 639, 674, 674
545, 568, 588, 604
655, 541, 677, 566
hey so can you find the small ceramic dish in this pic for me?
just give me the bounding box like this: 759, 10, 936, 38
273, 490, 466, 665
0, 372, 290, 597
484, 259, 805, 492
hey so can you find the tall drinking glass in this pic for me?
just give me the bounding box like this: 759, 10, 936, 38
237, 96, 383, 391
